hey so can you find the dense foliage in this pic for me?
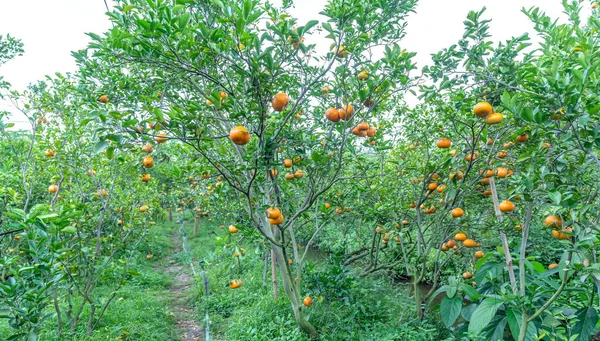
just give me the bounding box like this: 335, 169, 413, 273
1, 1, 600, 340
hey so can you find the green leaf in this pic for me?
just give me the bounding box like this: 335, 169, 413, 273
507, 309, 537, 341
440, 295, 462, 327
572, 307, 598, 341
106, 146, 114, 160
468, 297, 503, 335
548, 190, 561, 205
60, 226, 77, 234
94, 140, 109, 154
300, 20, 319, 35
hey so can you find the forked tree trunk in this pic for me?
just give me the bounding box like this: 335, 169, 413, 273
271, 243, 318, 337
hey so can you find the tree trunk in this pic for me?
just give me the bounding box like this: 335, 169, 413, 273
413, 277, 423, 320
271, 248, 279, 300
169, 208, 172, 222
263, 248, 269, 287
271, 243, 318, 337
193, 216, 199, 235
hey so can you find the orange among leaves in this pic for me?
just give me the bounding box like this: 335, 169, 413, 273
229, 126, 251, 145
325, 108, 340, 122
499, 200, 515, 212
229, 279, 242, 289
473, 102, 493, 118
451, 208, 464, 218
272, 93, 290, 112
436, 138, 451, 148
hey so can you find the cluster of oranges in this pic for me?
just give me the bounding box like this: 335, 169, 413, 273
266, 207, 284, 225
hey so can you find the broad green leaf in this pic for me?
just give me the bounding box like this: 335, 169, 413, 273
468, 297, 503, 335
507, 309, 537, 341
572, 307, 598, 341
440, 295, 462, 327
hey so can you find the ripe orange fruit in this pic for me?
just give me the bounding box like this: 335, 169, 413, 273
48, 185, 59, 193
485, 113, 503, 125
497, 151, 508, 159
402, 220, 409, 225
450, 171, 464, 180
436, 185, 446, 193
357, 122, 369, 131
455, 232, 467, 241
324, 203, 331, 210
463, 239, 477, 248
551, 228, 571, 240
155, 132, 168, 143
451, 208, 464, 218
293, 156, 302, 164
283, 159, 292, 168
139, 205, 149, 213
483, 169, 495, 178
465, 153, 477, 162
593, 2, 599, 9
499, 200, 515, 212
487, 138, 493, 145
142, 144, 154, 153
303, 296, 313, 307
140, 174, 151, 182
357, 70, 369, 81
545, 215, 563, 228
269, 215, 285, 225
481, 178, 490, 185
515, 133, 528, 143
339, 104, 354, 121
146, 254, 153, 259
142, 155, 154, 168
294, 170, 305, 178
474, 250, 484, 258
548, 263, 558, 270
473, 102, 493, 118
462, 271, 473, 279
367, 127, 377, 137
285, 172, 295, 180
266, 207, 281, 220
441, 243, 449, 251
427, 183, 438, 190
228, 225, 239, 233
436, 138, 451, 148
229, 279, 242, 289
97, 95, 109, 103
229, 126, 251, 145
272, 93, 290, 112
325, 108, 340, 122
496, 168, 508, 178
447, 240, 457, 248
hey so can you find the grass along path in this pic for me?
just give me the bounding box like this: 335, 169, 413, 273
166, 223, 204, 340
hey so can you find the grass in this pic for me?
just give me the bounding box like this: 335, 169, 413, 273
1, 219, 181, 341
179, 216, 449, 341
1, 215, 450, 340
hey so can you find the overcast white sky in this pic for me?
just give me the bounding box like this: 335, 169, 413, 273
0, 0, 584, 128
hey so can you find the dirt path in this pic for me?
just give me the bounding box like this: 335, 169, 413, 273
165, 230, 204, 341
